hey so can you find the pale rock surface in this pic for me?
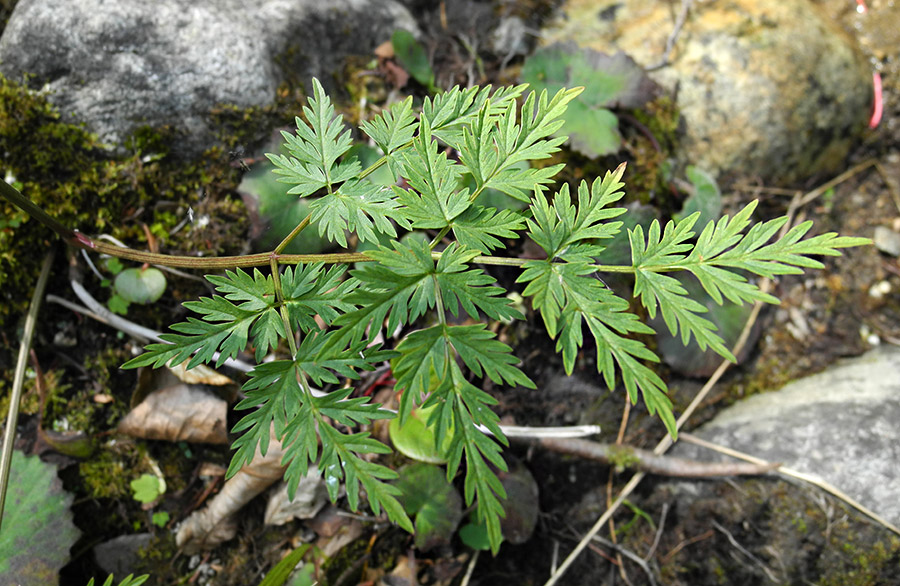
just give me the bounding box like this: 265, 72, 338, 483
674, 344, 900, 527
540, 0, 872, 183
0, 0, 417, 157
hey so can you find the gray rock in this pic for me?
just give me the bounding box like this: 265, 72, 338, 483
674, 344, 900, 527
540, 0, 872, 183
0, 0, 417, 158
93, 533, 153, 578
873, 225, 900, 256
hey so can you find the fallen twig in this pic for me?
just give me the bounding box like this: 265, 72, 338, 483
646, 0, 693, 71
534, 437, 778, 477
712, 520, 779, 583
591, 535, 657, 586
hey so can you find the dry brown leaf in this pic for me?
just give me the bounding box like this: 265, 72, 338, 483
308, 506, 364, 558
264, 469, 328, 526
130, 364, 235, 410
176, 438, 286, 554
168, 361, 234, 386
118, 384, 228, 444
374, 39, 394, 59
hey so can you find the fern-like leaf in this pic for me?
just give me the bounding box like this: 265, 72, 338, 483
282, 263, 357, 331
628, 200, 870, 361
451, 206, 526, 253
122, 268, 283, 369
310, 179, 405, 246
394, 116, 470, 230
267, 78, 359, 196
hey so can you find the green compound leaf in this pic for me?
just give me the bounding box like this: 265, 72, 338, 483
281, 263, 356, 332
361, 96, 418, 157
394, 116, 470, 230
629, 200, 870, 371
0, 450, 80, 585
674, 166, 723, 230
112, 78, 869, 558
123, 268, 282, 369
325, 240, 521, 355
310, 179, 404, 247
451, 206, 526, 253
267, 78, 359, 197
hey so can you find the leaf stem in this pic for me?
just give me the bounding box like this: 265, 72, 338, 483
273, 214, 312, 255
2, 180, 644, 276
590, 264, 637, 273
270, 257, 298, 359
1, 179, 79, 245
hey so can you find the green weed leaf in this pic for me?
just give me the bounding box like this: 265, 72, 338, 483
118, 78, 869, 556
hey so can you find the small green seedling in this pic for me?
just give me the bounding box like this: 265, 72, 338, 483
130, 473, 165, 505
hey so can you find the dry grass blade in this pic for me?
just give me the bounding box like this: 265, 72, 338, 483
0, 251, 54, 529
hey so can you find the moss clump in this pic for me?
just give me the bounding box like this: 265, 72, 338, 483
79, 444, 139, 499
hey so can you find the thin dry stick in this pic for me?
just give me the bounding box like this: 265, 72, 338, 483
544, 194, 807, 586
874, 161, 900, 215
646, 0, 693, 71
680, 433, 900, 536
536, 437, 777, 477
0, 251, 54, 528
798, 159, 876, 207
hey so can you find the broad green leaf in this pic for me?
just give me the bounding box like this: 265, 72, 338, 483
0, 451, 80, 585
394, 463, 464, 550
674, 166, 722, 229
392, 29, 437, 92
114, 267, 166, 304
559, 100, 620, 158
130, 473, 165, 504
521, 44, 659, 157
390, 403, 455, 464
239, 161, 330, 254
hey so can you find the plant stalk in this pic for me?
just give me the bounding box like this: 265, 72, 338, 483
0, 251, 55, 529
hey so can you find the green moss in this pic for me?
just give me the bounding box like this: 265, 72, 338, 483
818, 530, 900, 586
0, 368, 42, 417
606, 445, 642, 472
79, 445, 137, 499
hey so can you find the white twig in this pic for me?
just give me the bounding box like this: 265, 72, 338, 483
63, 279, 255, 373
480, 424, 601, 439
